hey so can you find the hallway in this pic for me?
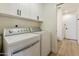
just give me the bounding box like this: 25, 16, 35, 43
56, 3, 79, 56
57, 39, 79, 56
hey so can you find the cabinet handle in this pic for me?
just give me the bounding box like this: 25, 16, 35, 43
17, 9, 19, 15
20, 10, 21, 16
37, 16, 39, 20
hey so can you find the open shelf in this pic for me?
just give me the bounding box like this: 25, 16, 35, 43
0, 12, 43, 23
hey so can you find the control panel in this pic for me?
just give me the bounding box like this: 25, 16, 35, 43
3, 27, 41, 36
30, 27, 41, 32
4, 28, 30, 36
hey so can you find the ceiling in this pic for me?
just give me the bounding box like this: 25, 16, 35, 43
57, 3, 79, 14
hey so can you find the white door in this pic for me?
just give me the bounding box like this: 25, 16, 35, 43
63, 14, 77, 40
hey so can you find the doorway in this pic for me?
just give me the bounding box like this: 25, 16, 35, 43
63, 14, 77, 40
56, 3, 79, 55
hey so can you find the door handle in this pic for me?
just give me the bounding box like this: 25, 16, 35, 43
66, 28, 68, 30
17, 9, 19, 15
20, 10, 21, 16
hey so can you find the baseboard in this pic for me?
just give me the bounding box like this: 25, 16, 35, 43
57, 38, 63, 41
64, 38, 77, 41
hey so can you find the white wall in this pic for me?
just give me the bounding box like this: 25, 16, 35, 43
76, 10, 79, 44
41, 4, 57, 53
0, 16, 41, 34
77, 19, 79, 44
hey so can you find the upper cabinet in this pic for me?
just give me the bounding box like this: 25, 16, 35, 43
0, 3, 19, 16
19, 3, 31, 19
0, 3, 42, 21
29, 4, 40, 20
20, 3, 42, 20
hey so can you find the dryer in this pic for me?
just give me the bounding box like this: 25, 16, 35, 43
30, 27, 51, 56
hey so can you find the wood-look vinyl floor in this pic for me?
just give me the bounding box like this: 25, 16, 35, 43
57, 39, 79, 56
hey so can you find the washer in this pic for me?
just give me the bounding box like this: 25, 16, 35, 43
3, 28, 40, 56
30, 27, 51, 56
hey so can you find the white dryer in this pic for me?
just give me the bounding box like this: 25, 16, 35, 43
3, 28, 40, 56
30, 27, 51, 56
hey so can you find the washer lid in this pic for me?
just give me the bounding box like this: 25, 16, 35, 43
4, 33, 40, 45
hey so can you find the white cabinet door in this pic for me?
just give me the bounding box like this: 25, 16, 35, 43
20, 3, 41, 20
0, 3, 11, 14
8, 3, 20, 16
0, 3, 19, 16
19, 3, 42, 21
30, 3, 39, 20
19, 3, 31, 18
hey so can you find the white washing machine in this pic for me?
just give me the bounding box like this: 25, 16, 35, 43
30, 27, 51, 56
3, 28, 40, 56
